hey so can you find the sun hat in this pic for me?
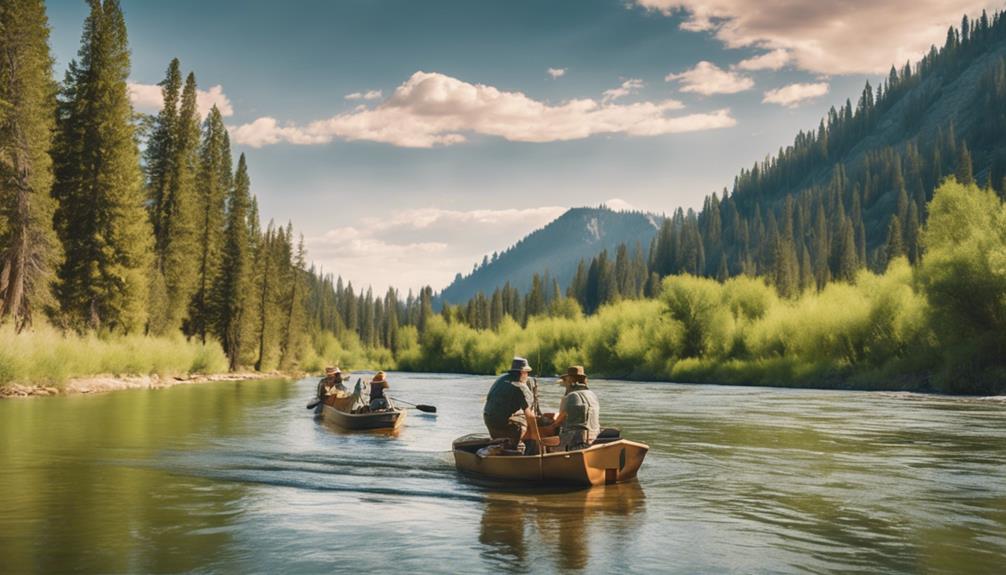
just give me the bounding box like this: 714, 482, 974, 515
559, 365, 587, 384
509, 357, 533, 373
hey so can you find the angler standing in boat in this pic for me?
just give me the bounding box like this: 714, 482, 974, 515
483, 357, 542, 454
541, 366, 600, 451
368, 371, 392, 411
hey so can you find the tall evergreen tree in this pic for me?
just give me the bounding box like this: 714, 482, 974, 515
52, 0, 152, 332
186, 105, 231, 342
212, 153, 251, 368
145, 63, 200, 333
0, 0, 61, 331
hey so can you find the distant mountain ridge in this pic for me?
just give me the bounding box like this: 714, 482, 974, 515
437, 207, 662, 305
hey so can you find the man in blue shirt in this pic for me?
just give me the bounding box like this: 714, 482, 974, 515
483, 357, 542, 454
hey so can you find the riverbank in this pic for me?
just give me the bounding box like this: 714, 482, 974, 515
0, 371, 294, 399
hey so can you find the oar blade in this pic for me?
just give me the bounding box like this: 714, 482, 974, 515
306, 399, 321, 410
415, 404, 437, 414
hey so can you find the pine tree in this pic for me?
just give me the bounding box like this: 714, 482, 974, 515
252, 222, 275, 371
212, 153, 252, 368
279, 232, 306, 367
884, 215, 905, 265
186, 105, 231, 342
0, 0, 61, 331
145, 64, 200, 333
956, 141, 974, 185
835, 219, 858, 282
52, 0, 152, 333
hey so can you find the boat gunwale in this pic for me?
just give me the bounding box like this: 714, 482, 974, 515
451, 437, 649, 460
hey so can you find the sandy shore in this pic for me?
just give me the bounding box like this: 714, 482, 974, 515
0, 371, 297, 399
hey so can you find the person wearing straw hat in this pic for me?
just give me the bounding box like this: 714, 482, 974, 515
368, 371, 392, 411
317, 367, 349, 400
540, 366, 600, 451
483, 357, 542, 454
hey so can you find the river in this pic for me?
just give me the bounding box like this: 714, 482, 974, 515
1, 373, 1003, 573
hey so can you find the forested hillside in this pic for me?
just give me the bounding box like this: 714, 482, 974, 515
437, 207, 661, 306
438, 9, 1006, 319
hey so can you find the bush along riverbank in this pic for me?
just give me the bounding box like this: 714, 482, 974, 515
396, 180, 1006, 396
0, 326, 296, 398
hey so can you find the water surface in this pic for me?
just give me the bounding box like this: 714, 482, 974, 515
1, 374, 1003, 573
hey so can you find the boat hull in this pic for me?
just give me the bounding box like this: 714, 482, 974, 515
452, 435, 648, 487
317, 395, 406, 431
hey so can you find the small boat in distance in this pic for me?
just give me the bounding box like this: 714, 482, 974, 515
316, 394, 406, 431
452, 432, 648, 487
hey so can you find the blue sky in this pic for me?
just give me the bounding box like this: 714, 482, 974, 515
45, 0, 1002, 293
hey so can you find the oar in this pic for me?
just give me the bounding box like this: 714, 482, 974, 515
389, 397, 437, 413
306, 398, 321, 410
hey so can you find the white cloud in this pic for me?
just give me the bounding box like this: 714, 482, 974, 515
763, 82, 829, 107
306, 205, 569, 293
602, 78, 645, 103
345, 89, 383, 101
634, 0, 998, 75
128, 82, 233, 118
547, 67, 567, 78
665, 61, 754, 95
736, 49, 790, 71
605, 198, 636, 212
230, 70, 734, 148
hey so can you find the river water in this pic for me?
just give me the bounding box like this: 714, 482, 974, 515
0, 373, 1003, 574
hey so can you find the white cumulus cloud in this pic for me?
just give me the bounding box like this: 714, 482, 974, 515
736, 49, 791, 71
128, 82, 234, 118
307, 205, 569, 293
230, 70, 734, 148
345, 89, 383, 101
763, 82, 830, 107
634, 0, 998, 75
602, 78, 645, 103
547, 67, 567, 78
665, 61, 754, 95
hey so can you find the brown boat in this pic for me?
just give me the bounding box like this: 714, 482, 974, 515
452, 433, 648, 487
315, 394, 406, 431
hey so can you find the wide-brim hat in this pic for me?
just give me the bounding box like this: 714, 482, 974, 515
371, 371, 387, 383
559, 365, 587, 384
325, 366, 340, 375
509, 357, 533, 373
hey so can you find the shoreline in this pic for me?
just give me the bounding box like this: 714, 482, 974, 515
0, 371, 298, 399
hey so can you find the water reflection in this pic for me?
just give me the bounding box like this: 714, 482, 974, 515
479, 482, 646, 572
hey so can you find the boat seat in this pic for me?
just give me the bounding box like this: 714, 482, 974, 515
591, 427, 621, 445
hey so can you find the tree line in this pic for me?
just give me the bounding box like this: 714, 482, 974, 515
0, 0, 314, 371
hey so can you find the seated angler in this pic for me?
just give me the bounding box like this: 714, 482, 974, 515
368, 371, 392, 411
541, 366, 600, 451
483, 357, 542, 454
317, 366, 349, 401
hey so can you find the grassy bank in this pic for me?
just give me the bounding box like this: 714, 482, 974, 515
0, 325, 230, 387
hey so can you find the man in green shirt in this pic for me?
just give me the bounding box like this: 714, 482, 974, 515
541, 365, 600, 451
483, 357, 542, 454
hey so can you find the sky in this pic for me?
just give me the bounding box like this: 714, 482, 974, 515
45, 0, 1005, 294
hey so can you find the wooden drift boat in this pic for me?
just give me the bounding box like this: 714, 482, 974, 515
452, 433, 648, 487
315, 394, 406, 431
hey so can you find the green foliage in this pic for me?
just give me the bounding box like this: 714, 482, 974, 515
918, 179, 1006, 393
52, 0, 152, 333
0, 323, 227, 385
0, 0, 61, 331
